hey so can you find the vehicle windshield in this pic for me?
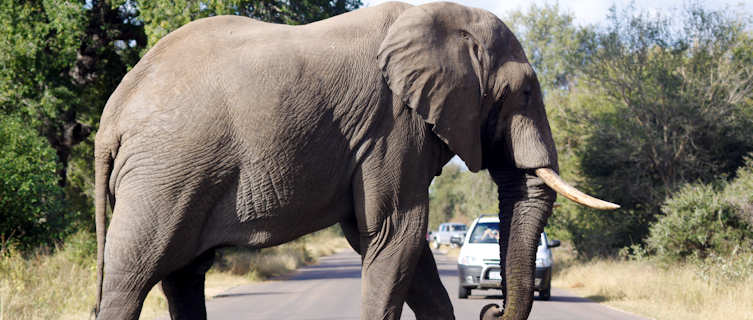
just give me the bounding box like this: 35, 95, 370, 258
451, 225, 466, 232
469, 222, 499, 243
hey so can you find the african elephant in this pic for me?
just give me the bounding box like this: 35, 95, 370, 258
93, 2, 617, 319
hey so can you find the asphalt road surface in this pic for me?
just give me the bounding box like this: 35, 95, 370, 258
202, 250, 648, 320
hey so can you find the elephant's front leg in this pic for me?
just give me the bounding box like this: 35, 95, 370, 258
341, 218, 454, 319
353, 170, 439, 320
404, 244, 455, 319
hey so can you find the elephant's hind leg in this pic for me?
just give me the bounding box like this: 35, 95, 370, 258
98, 199, 169, 320
162, 249, 215, 320
98, 191, 205, 319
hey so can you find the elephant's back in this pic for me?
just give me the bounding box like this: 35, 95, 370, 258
100, 16, 294, 148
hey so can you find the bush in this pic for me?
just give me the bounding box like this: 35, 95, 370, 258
0, 116, 68, 251
723, 157, 753, 228
647, 160, 753, 260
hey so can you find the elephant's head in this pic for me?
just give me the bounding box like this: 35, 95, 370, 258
378, 3, 618, 319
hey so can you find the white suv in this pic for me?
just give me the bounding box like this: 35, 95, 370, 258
456, 215, 559, 300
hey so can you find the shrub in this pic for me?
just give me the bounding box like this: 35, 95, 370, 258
648, 161, 753, 260
0, 116, 68, 251
723, 157, 753, 228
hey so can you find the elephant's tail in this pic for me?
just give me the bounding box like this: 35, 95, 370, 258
93, 137, 116, 318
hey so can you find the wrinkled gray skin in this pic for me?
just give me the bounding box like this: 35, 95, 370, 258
94, 2, 556, 320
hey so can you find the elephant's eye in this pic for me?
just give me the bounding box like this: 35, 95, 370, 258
523, 85, 532, 98
523, 87, 532, 104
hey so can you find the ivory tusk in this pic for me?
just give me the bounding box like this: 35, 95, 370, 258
535, 168, 620, 210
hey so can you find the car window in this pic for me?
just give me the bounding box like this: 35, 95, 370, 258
469, 222, 499, 243
451, 225, 466, 231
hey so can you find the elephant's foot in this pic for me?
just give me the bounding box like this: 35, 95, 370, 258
480, 303, 503, 320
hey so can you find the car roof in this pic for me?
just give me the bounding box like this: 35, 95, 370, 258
475, 215, 499, 223
471, 215, 548, 237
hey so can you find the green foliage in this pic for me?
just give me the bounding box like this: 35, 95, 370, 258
0, 0, 145, 248
647, 158, 753, 261
428, 164, 497, 230
649, 183, 740, 259
723, 157, 753, 228
505, 3, 589, 94
0, 0, 85, 122
59, 229, 97, 266
0, 116, 67, 250
519, 4, 753, 256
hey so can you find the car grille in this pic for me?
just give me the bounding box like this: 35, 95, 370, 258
483, 258, 500, 266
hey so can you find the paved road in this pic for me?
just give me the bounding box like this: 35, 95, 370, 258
203, 250, 647, 320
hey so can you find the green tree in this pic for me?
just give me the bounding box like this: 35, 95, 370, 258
506, 4, 753, 256
505, 3, 589, 94
560, 5, 753, 256
1, 0, 147, 236
0, 0, 146, 188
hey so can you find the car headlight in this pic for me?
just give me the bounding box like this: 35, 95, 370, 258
458, 255, 482, 266
535, 256, 552, 268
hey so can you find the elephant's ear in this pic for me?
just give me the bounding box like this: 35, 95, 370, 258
378, 4, 488, 172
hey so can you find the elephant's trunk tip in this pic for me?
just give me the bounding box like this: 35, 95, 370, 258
480, 303, 503, 320
534, 168, 620, 210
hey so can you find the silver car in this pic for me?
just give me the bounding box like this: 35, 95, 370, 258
431, 222, 467, 249
456, 215, 560, 300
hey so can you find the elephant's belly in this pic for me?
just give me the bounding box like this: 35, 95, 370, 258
202, 161, 352, 250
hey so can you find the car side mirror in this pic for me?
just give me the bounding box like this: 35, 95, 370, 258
548, 240, 561, 248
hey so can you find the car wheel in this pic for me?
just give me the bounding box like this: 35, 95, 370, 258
539, 287, 551, 301
458, 285, 470, 299
432, 239, 440, 249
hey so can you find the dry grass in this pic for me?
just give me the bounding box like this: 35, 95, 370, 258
552, 245, 753, 320
441, 245, 462, 258
210, 230, 348, 282
0, 228, 348, 320
1, 247, 94, 320
443, 241, 752, 320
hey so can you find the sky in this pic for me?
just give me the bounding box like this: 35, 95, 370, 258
366, 0, 753, 26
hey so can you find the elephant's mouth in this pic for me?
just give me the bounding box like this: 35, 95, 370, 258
534, 168, 620, 210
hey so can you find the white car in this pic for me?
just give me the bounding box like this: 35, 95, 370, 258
456, 215, 560, 300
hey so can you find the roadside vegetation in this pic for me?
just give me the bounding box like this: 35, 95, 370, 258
0, 227, 347, 319
552, 243, 753, 320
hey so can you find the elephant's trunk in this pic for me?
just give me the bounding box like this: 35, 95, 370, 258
488, 168, 554, 320
482, 167, 618, 320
